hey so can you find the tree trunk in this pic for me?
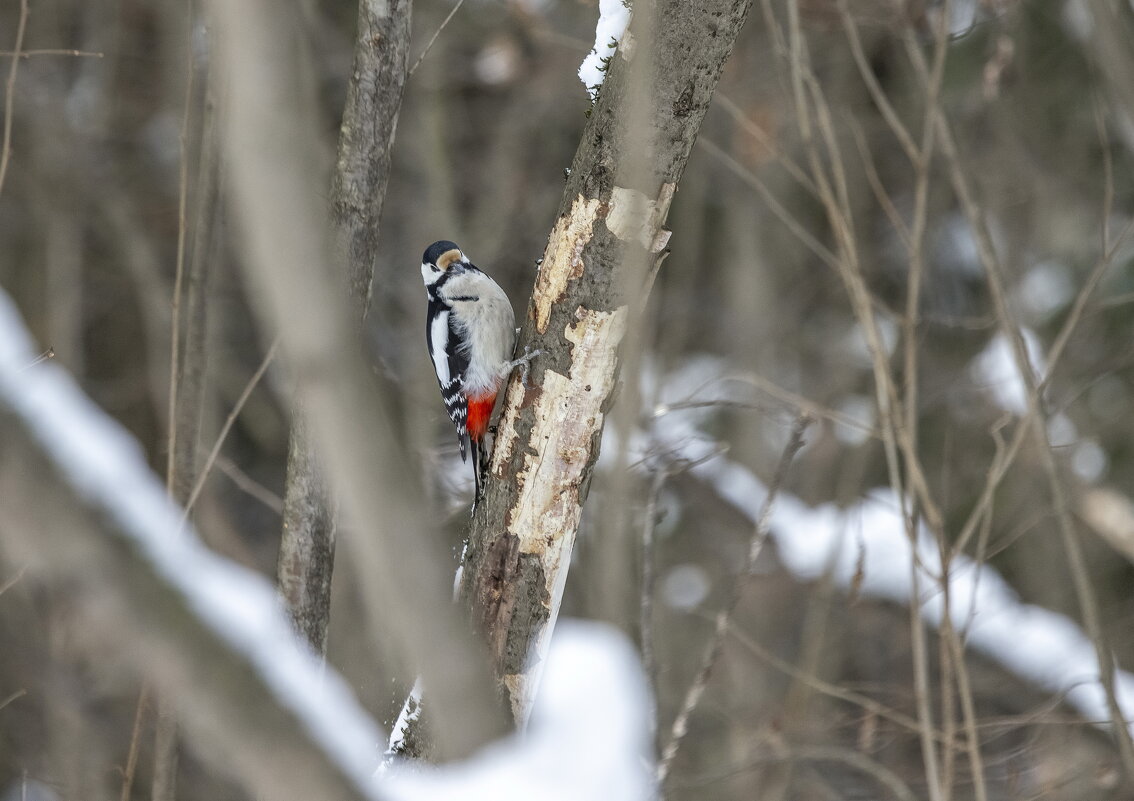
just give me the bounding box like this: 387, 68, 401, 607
276, 0, 412, 655
458, 0, 754, 720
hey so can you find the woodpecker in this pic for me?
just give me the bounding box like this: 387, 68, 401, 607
421, 240, 536, 508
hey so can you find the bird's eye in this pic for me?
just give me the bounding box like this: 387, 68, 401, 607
431, 264, 441, 272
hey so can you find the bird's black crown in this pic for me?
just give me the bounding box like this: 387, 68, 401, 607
423, 240, 461, 266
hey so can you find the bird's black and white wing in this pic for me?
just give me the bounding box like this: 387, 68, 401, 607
426, 294, 471, 461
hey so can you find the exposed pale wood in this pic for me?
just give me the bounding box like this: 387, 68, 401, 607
459, 0, 755, 720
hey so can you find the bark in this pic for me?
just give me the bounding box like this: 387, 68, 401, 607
276, 0, 411, 654
458, 0, 754, 720
332, 0, 411, 319
278, 414, 337, 653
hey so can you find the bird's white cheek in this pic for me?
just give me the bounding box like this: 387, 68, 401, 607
421, 263, 439, 286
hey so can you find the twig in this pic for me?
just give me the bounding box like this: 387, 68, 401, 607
216, 456, 284, 514
0, 564, 26, 597
0, 0, 28, 199
18, 347, 55, 371
408, 0, 466, 77
118, 685, 150, 801
714, 90, 818, 197
182, 339, 279, 522
905, 24, 1134, 781
847, 116, 909, 247
153, 6, 198, 797
657, 415, 812, 786
164, 6, 195, 496
0, 49, 103, 58
678, 743, 919, 801
0, 688, 25, 713
838, 0, 918, 164
639, 467, 667, 697
698, 136, 839, 271
722, 618, 951, 743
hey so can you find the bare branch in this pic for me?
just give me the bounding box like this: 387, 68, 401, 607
657, 415, 811, 785
0, 0, 28, 198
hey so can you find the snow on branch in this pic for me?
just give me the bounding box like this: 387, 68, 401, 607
0, 289, 386, 799
578, 0, 631, 99
637, 355, 1134, 737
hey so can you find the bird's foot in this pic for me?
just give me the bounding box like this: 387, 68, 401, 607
505, 345, 541, 387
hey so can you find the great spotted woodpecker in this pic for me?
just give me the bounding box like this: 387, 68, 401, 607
421, 240, 536, 508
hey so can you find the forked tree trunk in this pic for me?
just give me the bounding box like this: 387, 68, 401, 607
459, 0, 754, 720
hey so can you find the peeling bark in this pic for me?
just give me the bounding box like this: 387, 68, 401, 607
459, 0, 755, 720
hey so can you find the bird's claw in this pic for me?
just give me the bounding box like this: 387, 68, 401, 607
506, 345, 541, 388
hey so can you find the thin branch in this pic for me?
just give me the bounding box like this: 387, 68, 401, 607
0, 49, 103, 58
657, 415, 811, 786
182, 339, 279, 522
164, 13, 195, 499
639, 467, 668, 700
698, 136, 839, 271
723, 618, 952, 744
714, 90, 819, 197
408, 0, 466, 77
152, 6, 198, 795
119, 686, 150, 801
847, 116, 910, 247
216, 456, 284, 514
903, 23, 1134, 780
0, 689, 25, 713
679, 743, 919, 801
0, 0, 28, 198
838, 0, 919, 164
0, 564, 26, 597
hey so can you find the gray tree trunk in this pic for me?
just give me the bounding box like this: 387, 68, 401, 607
276, 0, 412, 655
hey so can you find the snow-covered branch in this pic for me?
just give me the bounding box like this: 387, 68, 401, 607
639, 356, 1134, 738
0, 290, 386, 801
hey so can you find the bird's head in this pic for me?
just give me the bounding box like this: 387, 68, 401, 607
421, 240, 468, 286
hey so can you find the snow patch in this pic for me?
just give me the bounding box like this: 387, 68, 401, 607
578, 0, 631, 100
968, 329, 1046, 414
382, 620, 655, 801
